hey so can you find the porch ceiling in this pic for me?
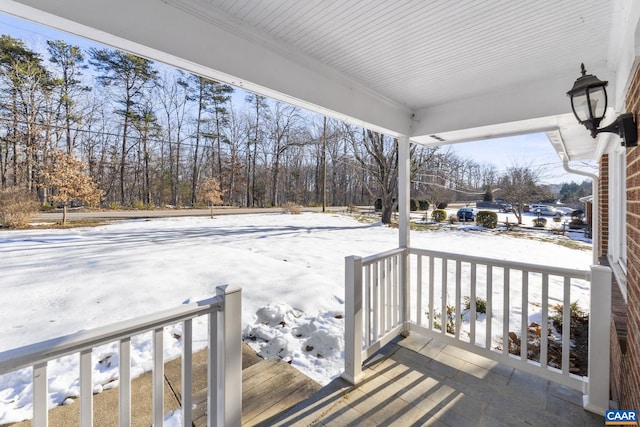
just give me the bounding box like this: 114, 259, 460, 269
1, 0, 626, 161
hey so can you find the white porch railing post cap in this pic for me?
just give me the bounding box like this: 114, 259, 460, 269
216, 285, 242, 296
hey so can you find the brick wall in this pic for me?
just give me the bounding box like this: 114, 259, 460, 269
600, 154, 609, 258
620, 65, 640, 410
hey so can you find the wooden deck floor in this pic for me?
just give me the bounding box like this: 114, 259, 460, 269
250, 334, 605, 426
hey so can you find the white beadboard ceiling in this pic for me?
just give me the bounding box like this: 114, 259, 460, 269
1, 0, 631, 160
205, 0, 612, 109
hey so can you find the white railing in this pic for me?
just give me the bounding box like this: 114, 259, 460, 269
0, 286, 242, 427
343, 248, 611, 414
343, 248, 407, 384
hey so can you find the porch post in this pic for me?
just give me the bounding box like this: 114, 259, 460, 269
584, 265, 611, 415
210, 285, 242, 427
343, 255, 364, 384
398, 136, 411, 334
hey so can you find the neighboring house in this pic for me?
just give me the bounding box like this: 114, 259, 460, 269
2, 0, 639, 419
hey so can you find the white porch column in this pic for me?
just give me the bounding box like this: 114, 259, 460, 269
398, 136, 411, 249
343, 255, 364, 384
398, 136, 411, 334
584, 265, 611, 415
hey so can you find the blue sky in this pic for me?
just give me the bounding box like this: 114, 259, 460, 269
447, 133, 594, 185
1, 12, 593, 186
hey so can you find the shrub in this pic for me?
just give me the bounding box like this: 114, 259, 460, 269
551, 301, 587, 334
431, 209, 447, 222
437, 202, 448, 209
410, 199, 419, 211
464, 296, 487, 317
418, 200, 429, 210
282, 202, 302, 215
476, 210, 498, 228
131, 200, 146, 210
533, 217, 547, 227
428, 305, 456, 335
374, 198, 382, 211
0, 187, 39, 228
569, 218, 586, 229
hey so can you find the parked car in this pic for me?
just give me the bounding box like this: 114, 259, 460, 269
457, 207, 478, 221
499, 203, 514, 213
533, 205, 560, 216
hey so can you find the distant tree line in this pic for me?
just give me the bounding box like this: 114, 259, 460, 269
0, 33, 571, 224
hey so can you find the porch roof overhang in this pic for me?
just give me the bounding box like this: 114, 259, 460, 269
1, 0, 637, 162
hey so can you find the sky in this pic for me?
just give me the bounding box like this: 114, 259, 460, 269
446, 133, 597, 186
0, 212, 593, 424
0, 12, 595, 186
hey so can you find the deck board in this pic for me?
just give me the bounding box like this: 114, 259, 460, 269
192, 358, 322, 426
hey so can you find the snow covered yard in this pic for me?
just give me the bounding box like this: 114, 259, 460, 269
0, 212, 592, 424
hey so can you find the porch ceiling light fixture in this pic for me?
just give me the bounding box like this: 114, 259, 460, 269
567, 63, 638, 147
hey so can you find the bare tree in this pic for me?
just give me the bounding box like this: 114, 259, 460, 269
498, 164, 555, 224
348, 127, 399, 224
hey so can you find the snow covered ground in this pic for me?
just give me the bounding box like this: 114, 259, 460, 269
0, 211, 592, 424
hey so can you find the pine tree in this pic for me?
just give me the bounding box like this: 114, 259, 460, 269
47, 40, 90, 153
89, 48, 157, 205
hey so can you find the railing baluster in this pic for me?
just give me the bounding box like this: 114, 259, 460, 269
562, 276, 571, 375
392, 254, 398, 326
80, 349, 93, 427
416, 254, 423, 325
119, 338, 131, 427
152, 328, 164, 426
541, 274, 549, 370
428, 256, 434, 330
486, 265, 493, 350
33, 362, 47, 427
470, 262, 477, 345
182, 319, 193, 427
503, 268, 510, 356
521, 271, 529, 362
373, 262, 379, 340
441, 257, 447, 335
386, 257, 392, 332
455, 260, 461, 339
364, 264, 371, 347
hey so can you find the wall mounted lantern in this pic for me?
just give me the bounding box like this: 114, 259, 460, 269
567, 63, 637, 147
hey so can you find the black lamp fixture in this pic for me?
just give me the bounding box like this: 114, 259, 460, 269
566, 63, 638, 147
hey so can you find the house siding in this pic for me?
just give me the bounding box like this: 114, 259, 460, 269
620, 65, 640, 410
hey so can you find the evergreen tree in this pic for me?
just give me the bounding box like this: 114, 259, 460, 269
47, 40, 90, 153
89, 48, 157, 205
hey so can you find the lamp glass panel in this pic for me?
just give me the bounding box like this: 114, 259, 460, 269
571, 92, 590, 122
588, 86, 607, 120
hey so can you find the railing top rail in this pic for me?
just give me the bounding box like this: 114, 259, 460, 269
361, 247, 407, 266
0, 295, 223, 374
409, 247, 590, 280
